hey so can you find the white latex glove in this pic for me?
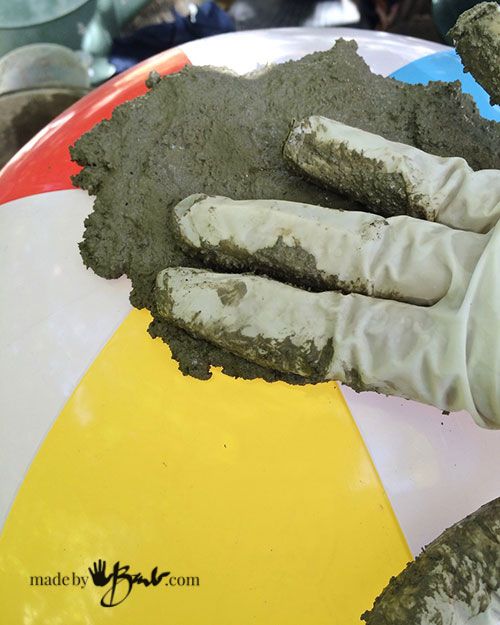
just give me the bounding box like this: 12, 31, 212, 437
156, 117, 500, 428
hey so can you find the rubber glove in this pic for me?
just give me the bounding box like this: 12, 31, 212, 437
362, 497, 500, 625
156, 117, 500, 428
449, 1, 500, 107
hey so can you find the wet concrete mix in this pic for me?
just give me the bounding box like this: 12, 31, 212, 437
71, 39, 500, 383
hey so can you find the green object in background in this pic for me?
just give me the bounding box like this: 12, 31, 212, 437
432, 0, 499, 41
0, 0, 98, 56
0, 41, 91, 167
0, 44, 90, 95
0, 0, 152, 82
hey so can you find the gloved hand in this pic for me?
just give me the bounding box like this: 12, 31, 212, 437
156, 116, 500, 428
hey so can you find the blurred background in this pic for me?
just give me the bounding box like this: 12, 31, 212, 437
0, 0, 494, 168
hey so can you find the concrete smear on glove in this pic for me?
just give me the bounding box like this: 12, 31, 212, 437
185, 232, 383, 298
362, 497, 500, 625
449, 2, 500, 106
71, 39, 500, 383
155, 270, 335, 380
284, 119, 434, 221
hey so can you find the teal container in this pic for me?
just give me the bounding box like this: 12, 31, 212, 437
0, 0, 99, 57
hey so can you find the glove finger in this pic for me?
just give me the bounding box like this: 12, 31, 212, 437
449, 2, 500, 106
174, 194, 486, 306
284, 116, 500, 234
156, 267, 469, 416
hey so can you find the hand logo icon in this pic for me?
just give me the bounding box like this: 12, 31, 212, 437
88, 560, 111, 587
